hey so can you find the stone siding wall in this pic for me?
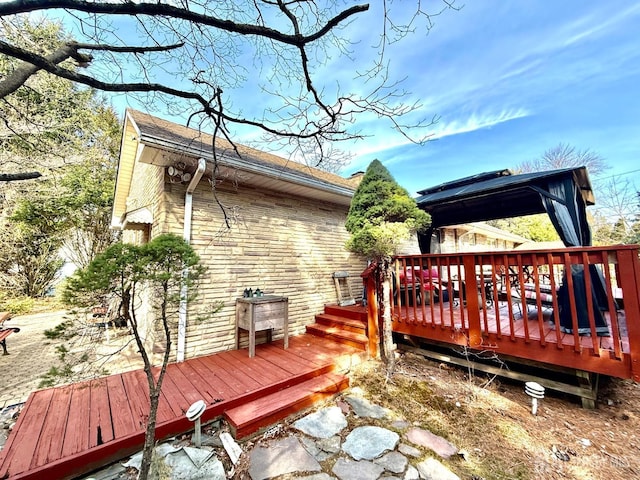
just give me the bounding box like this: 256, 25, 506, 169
161, 180, 366, 360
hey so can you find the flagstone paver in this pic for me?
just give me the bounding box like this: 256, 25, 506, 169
342, 426, 399, 461
405, 427, 458, 459
293, 406, 348, 439
248, 435, 321, 480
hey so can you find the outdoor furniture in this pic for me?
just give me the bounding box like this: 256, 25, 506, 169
509, 283, 555, 317
0, 311, 19, 355
396, 267, 449, 306
236, 295, 289, 357
332, 271, 356, 306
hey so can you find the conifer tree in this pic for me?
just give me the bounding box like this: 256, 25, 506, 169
345, 159, 430, 368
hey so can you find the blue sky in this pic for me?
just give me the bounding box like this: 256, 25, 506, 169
337, 1, 640, 196
89, 1, 638, 200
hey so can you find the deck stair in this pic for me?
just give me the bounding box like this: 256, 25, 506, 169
225, 371, 350, 439
226, 305, 368, 439
305, 304, 368, 351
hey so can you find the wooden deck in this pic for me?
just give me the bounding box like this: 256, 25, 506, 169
392, 300, 631, 377
0, 334, 364, 480
380, 246, 640, 382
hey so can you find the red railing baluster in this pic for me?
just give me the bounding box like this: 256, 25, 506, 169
386, 245, 639, 380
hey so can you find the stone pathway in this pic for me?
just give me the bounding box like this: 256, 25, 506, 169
84, 392, 463, 480
0, 311, 66, 409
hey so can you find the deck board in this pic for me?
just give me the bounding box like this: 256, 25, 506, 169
188, 357, 241, 400
208, 353, 263, 392
254, 343, 321, 374
195, 355, 248, 396
31, 387, 72, 468
163, 362, 205, 405
173, 361, 224, 403
287, 334, 354, 360
88, 378, 114, 447
61, 383, 92, 458
0, 333, 361, 480
1, 389, 54, 476
121, 370, 151, 432
224, 349, 289, 385
105, 374, 139, 439
156, 372, 194, 422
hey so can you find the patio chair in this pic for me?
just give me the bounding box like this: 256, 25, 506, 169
395, 267, 450, 306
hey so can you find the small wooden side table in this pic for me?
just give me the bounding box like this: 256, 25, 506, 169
235, 295, 289, 357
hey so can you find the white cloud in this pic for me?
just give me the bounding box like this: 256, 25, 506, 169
347, 107, 531, 161
430, 108, 530, 140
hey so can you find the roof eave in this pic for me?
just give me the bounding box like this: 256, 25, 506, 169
137, 132, 355, 204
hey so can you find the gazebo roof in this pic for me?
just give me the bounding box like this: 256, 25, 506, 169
416, 167, 594, 228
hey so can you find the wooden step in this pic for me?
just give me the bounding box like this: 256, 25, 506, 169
305, 323, 368, 351
225, 372, 349, 439
314, 313, 366, 334
323, 304, 367, 322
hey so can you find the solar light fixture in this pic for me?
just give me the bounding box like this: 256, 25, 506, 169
186, 399, 206, 447
525, 381, 545, 415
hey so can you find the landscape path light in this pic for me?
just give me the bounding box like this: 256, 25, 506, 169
525, 381, 545, 415
186, 399, 206, 447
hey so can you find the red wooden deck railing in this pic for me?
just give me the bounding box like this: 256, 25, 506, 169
387, 245, 640, 381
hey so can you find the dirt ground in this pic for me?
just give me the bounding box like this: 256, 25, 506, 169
347, 351, 640, 480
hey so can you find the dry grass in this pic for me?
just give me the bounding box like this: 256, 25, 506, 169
348, 352, 640, 480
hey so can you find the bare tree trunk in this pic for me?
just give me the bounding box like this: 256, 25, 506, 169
138, 285, 173, 480
138, 389, 160, 480
374, 260, 396, 375
381, 273, 396, 375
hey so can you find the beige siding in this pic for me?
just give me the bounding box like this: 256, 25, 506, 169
438, 227, 522, 253
157, 180, 366, 360
122, 162, 164, 242
112, 121, 139, 221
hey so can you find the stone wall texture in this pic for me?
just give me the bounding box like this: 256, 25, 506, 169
157, 179, 366, 360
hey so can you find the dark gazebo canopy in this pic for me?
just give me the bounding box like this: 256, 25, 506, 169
416, 166, 608, 335
416, 166, 595, 252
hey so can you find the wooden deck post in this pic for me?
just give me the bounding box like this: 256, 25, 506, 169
617, 249, 640, 382
463, 255, 483, 348
362, 265, 379, 359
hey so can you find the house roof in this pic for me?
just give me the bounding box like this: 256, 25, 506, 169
113, 109, 361, 226
445, 222, 530, 245
416, 167, 595, 228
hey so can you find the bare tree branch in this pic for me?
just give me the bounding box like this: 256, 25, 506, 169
0, 1, 458, 167
0, 41, 90, 98
0, 1, 369, 47
0, 40, 215, 107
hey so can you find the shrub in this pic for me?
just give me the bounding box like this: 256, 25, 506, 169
1, 296, 35, 315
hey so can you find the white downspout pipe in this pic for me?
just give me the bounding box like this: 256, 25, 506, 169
177, 158, 206, 362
